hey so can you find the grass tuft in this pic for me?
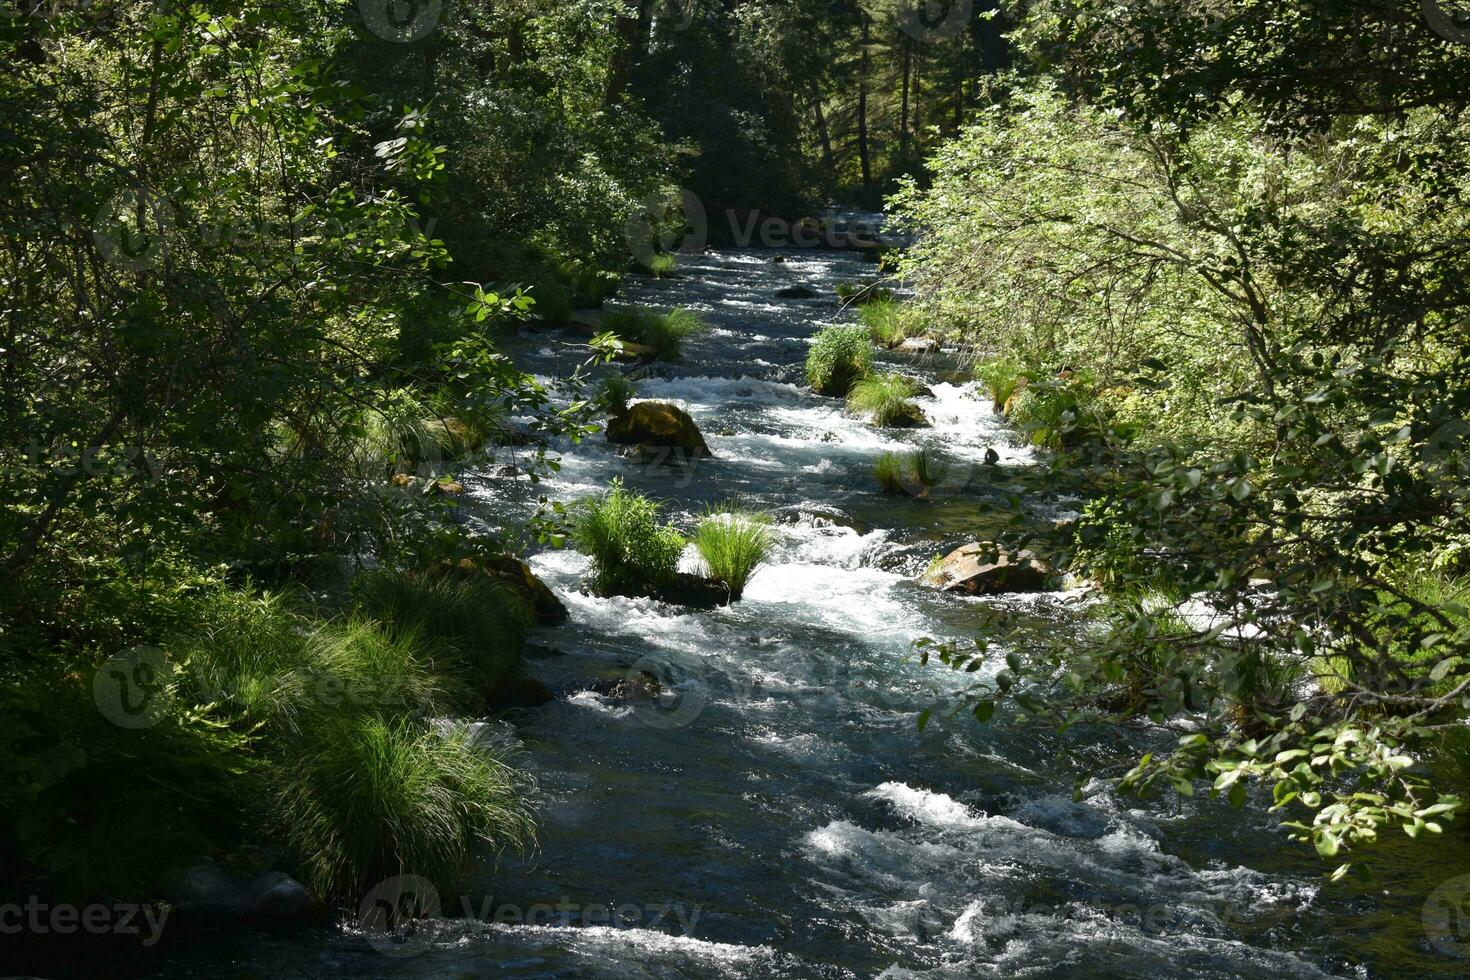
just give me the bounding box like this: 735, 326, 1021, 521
693, 506, 774, 600
860, 298, 908, 348
572, 480, 687, 596
601, 307, 706, 361
806, 325, 874, 396
847, 373, 924, 427
645, 253, 678, 278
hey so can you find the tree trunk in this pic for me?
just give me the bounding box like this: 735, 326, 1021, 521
858, 15, 872, 192
900, 38, 912, 161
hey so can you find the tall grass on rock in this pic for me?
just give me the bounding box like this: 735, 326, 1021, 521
806, 325, 874, 396
601, 307, 705, 360
276, 714, 535, 901
694, 506, 774, 600
860, 298, 908, 348
847, 373, 926, 428
573, 480, 687, 596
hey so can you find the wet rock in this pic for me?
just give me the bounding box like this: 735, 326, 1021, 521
919, 543, 1056, 595
390, 474, 465, 497
589, 572, 731, 610
492, 675, 554, 708
774, 505, 869, 534
771, 255, 787, 264
606, 402, 712, 459
898, 337, 940, 354
985, 448, 1001, 465
434, 555, 570, 625
488, 463, 522, 479
173, 867, 321, 926
591, 671, 663, 703
776, 285, 817, 299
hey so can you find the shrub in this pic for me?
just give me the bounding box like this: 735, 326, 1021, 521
529, 281, 574, 326
275, 714, 535, 901
601, 307, 705, 360
351, 570, 533, 701
806, 325, 873, 396
572, 480, 687, 596
976, 358, 1027, 412
847, 373, 924, 427
1006, 379, 1104, 449
837, 282, 896, 306
860, 298, 907, 348
874, 452, 905, 493
694, 506, 774, 600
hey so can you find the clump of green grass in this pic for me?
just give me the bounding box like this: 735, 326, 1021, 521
529, 281, 574, 326
351, 570, 533, 702
645, 253, 679, 278
847, 373, 925, 427
572, 480, 687, 596
601, 307, 706, 361
599, 372, 638, 416
872, 446, 953, 497
860, 298, 907, 348
275, 713, 535, 900
837, 282, 896, 306
806, 325, 874, 396
874, 452, 906, 493
694, 506, 774, 600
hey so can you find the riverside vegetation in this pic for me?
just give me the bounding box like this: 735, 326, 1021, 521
4, 0, 1470, 963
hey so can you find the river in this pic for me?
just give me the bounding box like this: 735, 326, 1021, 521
152, 235, 1470, 978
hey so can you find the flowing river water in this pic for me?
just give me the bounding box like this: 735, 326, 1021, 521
153, 236, 1470, 978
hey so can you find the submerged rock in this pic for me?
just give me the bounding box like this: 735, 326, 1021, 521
919, 543, 1056, 595
606, 402, 712, 459
776, 285, 817, 299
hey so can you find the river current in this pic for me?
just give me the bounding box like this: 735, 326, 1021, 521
151, 237, 1470, 978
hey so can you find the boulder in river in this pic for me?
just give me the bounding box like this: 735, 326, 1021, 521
434, 555, 569, 625
776, 285, 817, 299
606, 402, 712, 459
919, 543, 1056, 595
898, 337, 940, 354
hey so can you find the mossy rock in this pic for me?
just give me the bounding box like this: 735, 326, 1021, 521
433, 555, 569, 625
918, 543, 1057, 595
606, 402, 712, 459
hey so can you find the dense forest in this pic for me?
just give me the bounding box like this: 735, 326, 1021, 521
4, 1, 1470, 976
